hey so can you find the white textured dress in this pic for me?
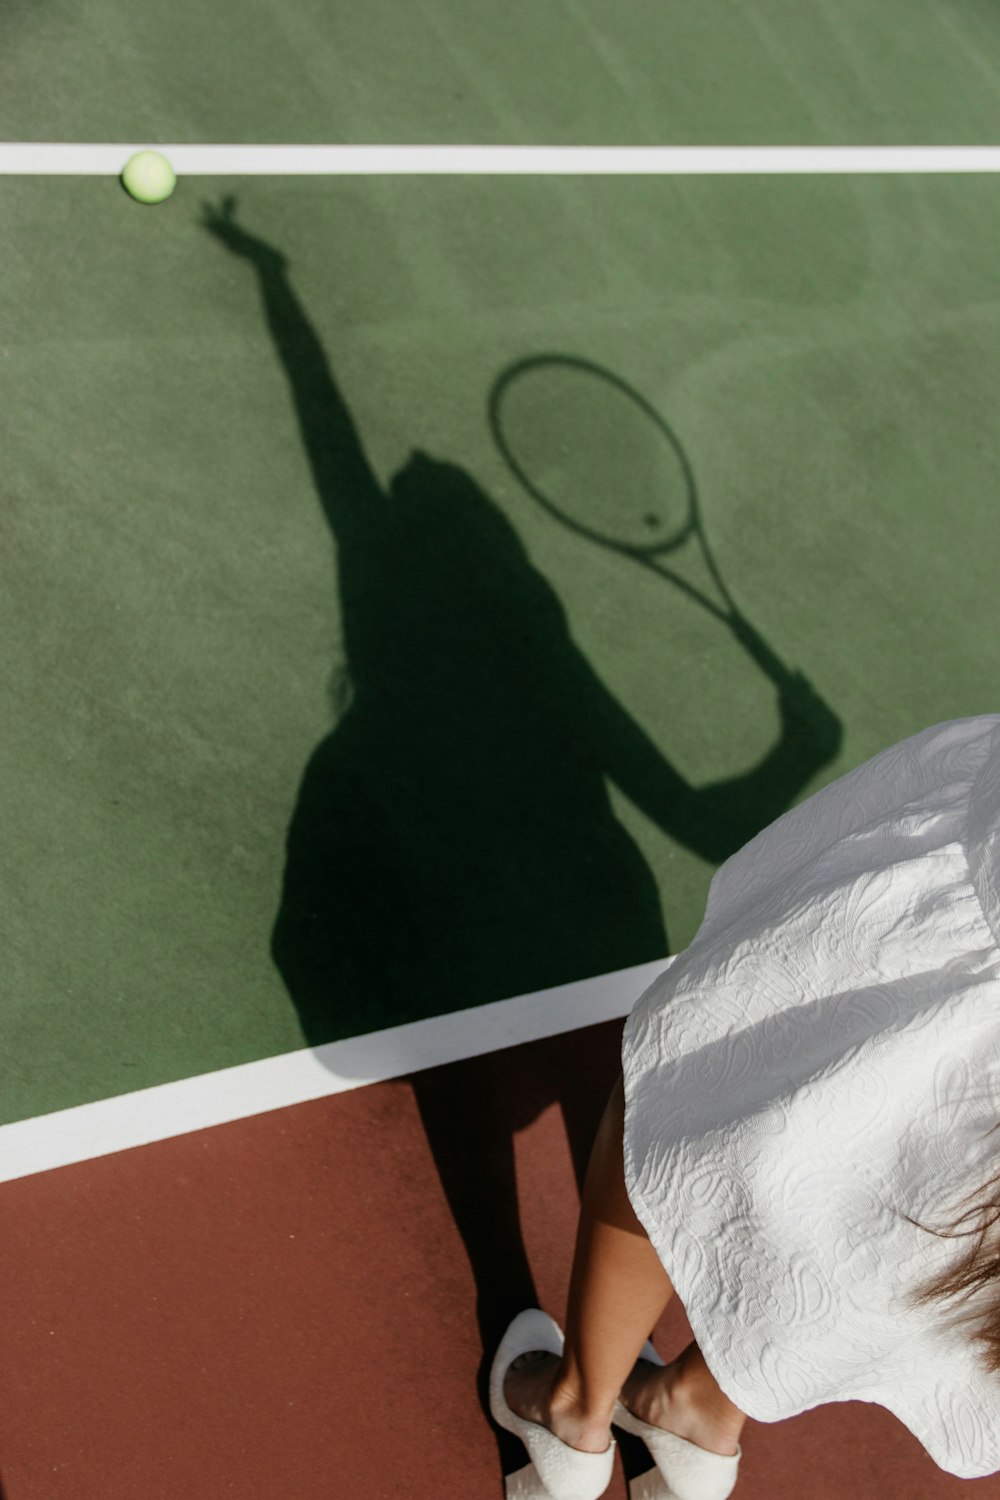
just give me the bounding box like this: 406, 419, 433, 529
621, 715, 1000, 1479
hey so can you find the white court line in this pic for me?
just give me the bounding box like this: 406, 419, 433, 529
0, 958, 671, 1185
4, 144, 1000, 175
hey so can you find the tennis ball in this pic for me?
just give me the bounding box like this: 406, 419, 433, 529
121, 150, 176, 205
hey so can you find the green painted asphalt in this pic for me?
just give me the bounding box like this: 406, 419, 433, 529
3, 0, 1000, 146
2, 168, 999, 1125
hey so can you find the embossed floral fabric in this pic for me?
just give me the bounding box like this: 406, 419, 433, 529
622, 716, 1000, 1478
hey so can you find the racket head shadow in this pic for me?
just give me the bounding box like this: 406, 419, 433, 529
488, 354, 700, 558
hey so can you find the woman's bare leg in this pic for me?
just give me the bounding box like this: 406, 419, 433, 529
504, 1073, 748, 1456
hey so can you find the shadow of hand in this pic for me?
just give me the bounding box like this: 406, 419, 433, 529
198, 194, 289, 275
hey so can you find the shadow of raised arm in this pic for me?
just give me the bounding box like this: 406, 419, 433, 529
199, 195, 382, 525
580, 648, 843, 864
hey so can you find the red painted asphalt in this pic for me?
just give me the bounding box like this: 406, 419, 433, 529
0, 1022, 989, 1499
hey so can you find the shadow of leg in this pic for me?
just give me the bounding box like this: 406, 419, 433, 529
410, 1054, 541, 1476
552, 1020, 628, 1197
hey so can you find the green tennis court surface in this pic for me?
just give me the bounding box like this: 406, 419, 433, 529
4, 0, 1000, 144
4, 169, 999, 1127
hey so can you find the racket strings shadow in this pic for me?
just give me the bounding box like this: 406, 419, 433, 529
489, 351, 832, 691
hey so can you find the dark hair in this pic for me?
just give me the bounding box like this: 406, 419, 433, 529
897, 1118, 1000, 1374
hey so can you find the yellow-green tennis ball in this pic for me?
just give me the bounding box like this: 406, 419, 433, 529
121, 150, 176, 205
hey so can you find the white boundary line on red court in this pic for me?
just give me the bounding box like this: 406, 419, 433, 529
3, 144, 1000, 175
0, 958, 672, 1184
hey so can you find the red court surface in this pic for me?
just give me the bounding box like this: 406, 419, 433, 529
0, 1021, 990, 1500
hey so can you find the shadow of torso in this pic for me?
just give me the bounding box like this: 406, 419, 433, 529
274, 454, 667, 1041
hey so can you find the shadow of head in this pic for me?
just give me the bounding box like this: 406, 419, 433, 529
388, 449, 529, 570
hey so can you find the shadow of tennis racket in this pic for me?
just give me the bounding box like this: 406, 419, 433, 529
489, 353, 794, 687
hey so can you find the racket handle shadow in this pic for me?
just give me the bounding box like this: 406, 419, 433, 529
729, 610, 843, 763
727, 611, 794, 687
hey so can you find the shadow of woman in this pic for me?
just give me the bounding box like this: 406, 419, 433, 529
200, 197, 843, 1456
